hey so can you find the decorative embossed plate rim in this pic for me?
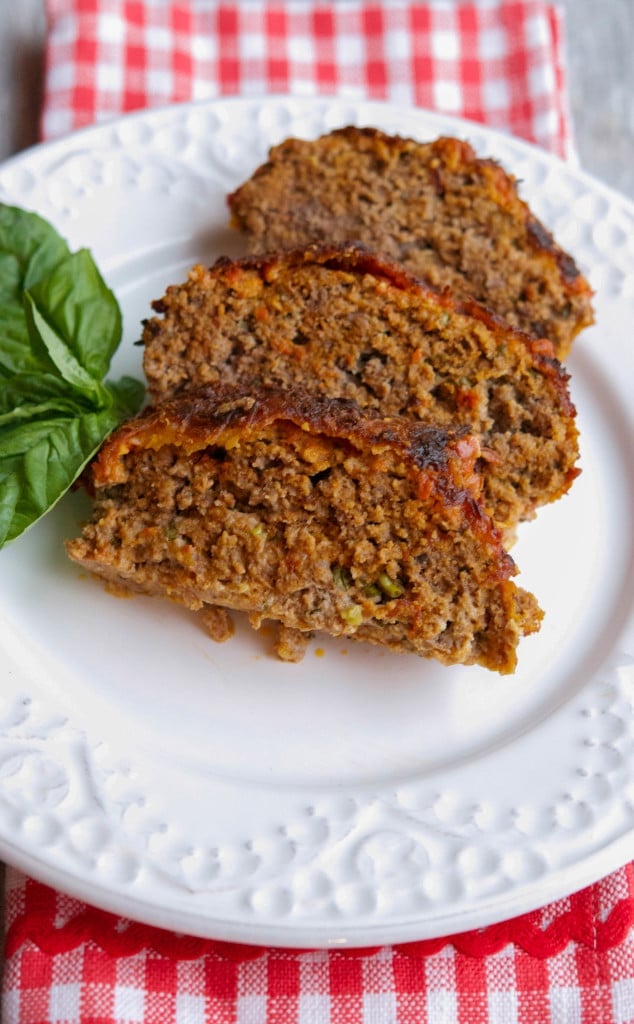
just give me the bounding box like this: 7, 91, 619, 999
0, 97, 632, 948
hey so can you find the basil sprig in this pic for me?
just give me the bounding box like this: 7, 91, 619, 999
0, 204, 145, 547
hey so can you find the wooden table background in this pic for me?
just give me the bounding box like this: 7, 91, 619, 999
0, 0, 633, 963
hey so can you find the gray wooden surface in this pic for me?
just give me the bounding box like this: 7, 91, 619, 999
0, 0, 632, 964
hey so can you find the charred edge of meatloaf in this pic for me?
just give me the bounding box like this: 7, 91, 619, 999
228, 128, 591, 290
330, 130, 588, 286
226, 128, 594, 357
90, 382, 487, 514
150, 242, 580, 367
66, 384, 542, 674
143, 242, 576, 392
141, 245, 580, 532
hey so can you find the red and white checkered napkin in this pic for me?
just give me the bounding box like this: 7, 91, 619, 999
4, 2, 633, 1022
43, 0, 573, 157
4, 866, 634, 1023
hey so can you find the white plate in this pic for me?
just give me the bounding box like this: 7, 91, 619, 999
0, 97, 633, 949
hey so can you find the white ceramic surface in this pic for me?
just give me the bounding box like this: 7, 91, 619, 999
0, 97, 632, 948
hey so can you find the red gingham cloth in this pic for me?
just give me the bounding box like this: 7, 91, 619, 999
3, 1, 633, 1022
4, 866, 634, 1023
42, 0, 574, 157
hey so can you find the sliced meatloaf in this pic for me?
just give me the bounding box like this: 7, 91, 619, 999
227, 128, 594, 360
142, 245, 580, 534
65, 383, 542, 674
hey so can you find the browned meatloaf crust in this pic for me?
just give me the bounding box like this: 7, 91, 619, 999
142, 245, 580, 534
65, 383, 543, 674
228, 128, 594, 360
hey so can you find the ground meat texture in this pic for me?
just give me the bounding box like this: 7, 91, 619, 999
227, 129, 594, 360
65, 384, 543, 674
142, 245, 580, 535
199, 605, 235, 642
273, 623, 313, 662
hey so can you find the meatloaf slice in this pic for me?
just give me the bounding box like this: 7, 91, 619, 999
142, 245, 580, 534
227, 128, 594, 360
65, 383, 542, 674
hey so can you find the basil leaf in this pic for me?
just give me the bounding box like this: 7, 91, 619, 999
0, 272, 46, 378
106, 376, 146, 421
0, 204, 146, 548
0, 408, 120, 546
0, 371, 80, 414
0, 416, 91, 458
0, 206, 120, 381
0, 399, 84, 429
28, 248, 122, 381
0, 317, 44, 377
0, 204, 71, 288
0, 472, 20, 547
23, 292, 104, 400
0, 206, 72, 375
